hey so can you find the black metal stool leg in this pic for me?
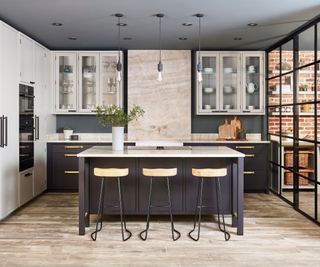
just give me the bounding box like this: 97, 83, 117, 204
215, 179, 223, 232
216, 178, 230, 241
91, 178, 106, 241
166, 177, 181, 241
139, 177, 153, 241
118, 177, 132, 241
188, 177, 204, 241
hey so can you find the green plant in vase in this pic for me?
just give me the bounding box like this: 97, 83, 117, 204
96, 104, 144, 150
239, 127, 247, 140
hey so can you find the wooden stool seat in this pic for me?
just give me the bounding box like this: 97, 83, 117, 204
192, 168, 227, 178
142, 168, 177, 177
94, 168, 129, 178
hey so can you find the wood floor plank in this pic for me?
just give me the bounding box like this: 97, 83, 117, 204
0, 192, 319, 266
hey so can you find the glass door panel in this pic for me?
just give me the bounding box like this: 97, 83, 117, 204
220, 54, 240, 112
79, 53, 99, 112
100, 53, 122, 107
268, 48, 280, 78
57, 53, 77, 112
298, 26, 315, 67
298, 65, 316, 104
243, 54, 262, 112
198, 53, 219, 113
268, 77, 280, 106
281, 40, 294, 74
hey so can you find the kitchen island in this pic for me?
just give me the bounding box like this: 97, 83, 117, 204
77, 146, 245, 235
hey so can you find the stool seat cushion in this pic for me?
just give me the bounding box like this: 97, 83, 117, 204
94, 168, 129, 178
192, 168, 227, 178
142, 168, 177, 177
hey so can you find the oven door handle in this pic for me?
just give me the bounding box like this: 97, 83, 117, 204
35, 115, 40, 140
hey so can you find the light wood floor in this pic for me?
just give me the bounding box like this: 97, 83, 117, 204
0, 193, 320, 267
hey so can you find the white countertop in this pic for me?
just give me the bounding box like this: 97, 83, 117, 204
77, 146, 245, 158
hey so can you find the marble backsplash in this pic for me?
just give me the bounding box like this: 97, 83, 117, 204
128, 50, 191, 140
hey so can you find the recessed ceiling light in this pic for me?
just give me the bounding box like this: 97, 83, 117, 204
182, 23, 193, 26
123, 37, 132, 40
248, 23, 258, 27
51, 22, 63, 26
234, 37, 242, 41
178, 37, 188, 41
68, 37, 77, 40
117, 23, 127, 26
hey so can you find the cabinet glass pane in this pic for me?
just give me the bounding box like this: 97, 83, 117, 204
244, 56, 261, 111
281, 73, 294, 105
100, 55, 119, 107
299, 26, 315, 67
58, 55, 77, 110
81, 56, 98, 110
200, 56, 218, 111
221, 56, 239, 111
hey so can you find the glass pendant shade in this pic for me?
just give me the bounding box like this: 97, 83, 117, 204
197, 62, 202, 83
116, 60, 122, 82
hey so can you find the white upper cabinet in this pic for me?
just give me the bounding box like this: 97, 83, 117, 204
54, 51, 123, 114
220, 53, 241, 112
78, 53, 99, 112
19, 34, 34, 85
99, 52, 123, 107
55, 52, 78, 113
197, 53, 219, 113
196, 51, 265, 115
241, 52, 264, 114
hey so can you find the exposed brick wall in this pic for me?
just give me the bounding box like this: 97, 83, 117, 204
268, 51, 319, 139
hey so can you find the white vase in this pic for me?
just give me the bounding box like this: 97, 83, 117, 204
63, 129, 74, 140
112, 126, 124, 151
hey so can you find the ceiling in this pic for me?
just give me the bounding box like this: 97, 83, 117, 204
0, 0, 319, 50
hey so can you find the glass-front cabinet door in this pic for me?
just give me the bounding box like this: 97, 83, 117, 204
78, 53, 99, 112
242, 53, 264, 113
56, 53, 77, 112
196, 52, 219, 114
220, 53, 241, 112
99, 52, 123, 107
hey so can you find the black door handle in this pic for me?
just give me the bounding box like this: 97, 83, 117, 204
4, 116, 8, 146
0, 115, 3, 148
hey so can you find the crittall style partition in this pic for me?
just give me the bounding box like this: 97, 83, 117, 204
267, 16, 320, 224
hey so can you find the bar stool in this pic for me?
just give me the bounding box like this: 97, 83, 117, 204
91, 168, 132, 242
139, 168, 181, 241
188, 168, 230, 241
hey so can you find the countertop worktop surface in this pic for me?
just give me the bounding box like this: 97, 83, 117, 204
77, 146, 245, 158
46, 133, 270, 144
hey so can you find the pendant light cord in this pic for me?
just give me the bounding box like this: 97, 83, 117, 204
118, 16, 121, 61
159, 16, 162, 62
198, 16, 201, 64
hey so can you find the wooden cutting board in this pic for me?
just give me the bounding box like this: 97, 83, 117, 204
230, 116, 241, 139
218, 119, 234, 140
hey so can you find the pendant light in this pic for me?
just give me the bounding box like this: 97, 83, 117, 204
195, 14, 204, 83
155, 14, 164, 81
115, 13, 126, 82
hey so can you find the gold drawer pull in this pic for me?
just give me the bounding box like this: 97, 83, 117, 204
64, 145, 84, 149
64, 154, 78, 157
19, 145, 29, 149
245, 154, 255, 157
244, 171, 255, 175
236, 146, 255, 149
20, 154, 30, 157
64, 171, 80, 174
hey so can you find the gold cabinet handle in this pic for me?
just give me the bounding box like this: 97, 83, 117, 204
64, 154, 78, 157
245, 154, 255, 157
244, 171, 255, 175
236, 146, 255, 149
64, 145, 84, 149
20, 154, 30, 157
19, 145, 30, 149
64, 171, 80, 174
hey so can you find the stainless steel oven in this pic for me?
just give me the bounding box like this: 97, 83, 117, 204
19, 84, 34, 171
